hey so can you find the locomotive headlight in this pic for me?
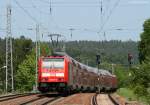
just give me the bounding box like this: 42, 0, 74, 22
56, 73, 64, 77
42, 73, 50, 77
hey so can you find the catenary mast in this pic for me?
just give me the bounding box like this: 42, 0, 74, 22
6, 0, 14, 92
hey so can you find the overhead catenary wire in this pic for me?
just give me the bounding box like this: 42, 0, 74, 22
37, 0, 116, 8
11, 0, 142, 41
30, 0, 53, 15
38, 0, 102, 4
13, 0, 39, 23
49, 0, 52, 14
1, 1, 145, 8
13, 0, 57, 41
98, 0, 121, 33
12, 0, 103, 41
29, 0, 69, 34
13, 0, 120, 28
105, 0, 111, 14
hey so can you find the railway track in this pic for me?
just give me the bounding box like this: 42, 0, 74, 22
92, 93, 119, 105
0, 93, 123, 105
0, 93, 61, 105
0, 93, 37, 102
20, 96, 61, 105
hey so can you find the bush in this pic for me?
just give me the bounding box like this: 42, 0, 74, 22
134, 85, 147, 96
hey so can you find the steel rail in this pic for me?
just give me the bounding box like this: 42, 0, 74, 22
41, 97, 61, 105
20, 96, 61, 105
91, 94, 98, 105
20, 96, 46, 105
108, 94, 119, 105
0, 93, 37, 102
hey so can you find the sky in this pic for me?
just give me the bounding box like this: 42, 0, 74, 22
0, 0, 150, 41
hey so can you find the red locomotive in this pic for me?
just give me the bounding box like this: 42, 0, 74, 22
38, 53, 117, 93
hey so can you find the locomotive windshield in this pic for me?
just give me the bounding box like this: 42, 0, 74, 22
42, 58, 64, 69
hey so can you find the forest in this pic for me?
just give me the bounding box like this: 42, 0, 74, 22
65, 40, 138, 67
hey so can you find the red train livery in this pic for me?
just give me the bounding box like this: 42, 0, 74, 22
38, 54, 117, 93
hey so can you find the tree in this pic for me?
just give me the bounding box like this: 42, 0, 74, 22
133, 18, 150, 103
114, 65, 131, 88
15, 42, 52, 92
15, 49, 36, 91
13, 36, 33, 90
139, 19, 150, 63
13, 36, 33, 68
40, 42, 52, 56
131, 57, 150, 103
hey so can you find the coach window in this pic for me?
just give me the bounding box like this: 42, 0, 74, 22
76, 68, 78, 76
69, 63, 72, 71
73, 66, 76, 84
68, 63, 73, 83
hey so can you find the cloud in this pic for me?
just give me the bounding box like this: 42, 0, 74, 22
128, 0, 149, 5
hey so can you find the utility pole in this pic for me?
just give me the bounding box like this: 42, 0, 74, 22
36, 24, 40, 58
96, 54, 101, 93
28, 24, 40, 91
128, 53, 133, 69
35, 24, 40, 90
69, 28, 75, 38
100, 0, 103, 23
6, 0, 14, 93
111, 63, 114, 74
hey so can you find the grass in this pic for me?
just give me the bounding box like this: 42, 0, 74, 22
117, 88, 149, 105
117, 88, 137, 101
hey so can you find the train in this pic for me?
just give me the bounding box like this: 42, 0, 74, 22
38, 52, 117, 94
